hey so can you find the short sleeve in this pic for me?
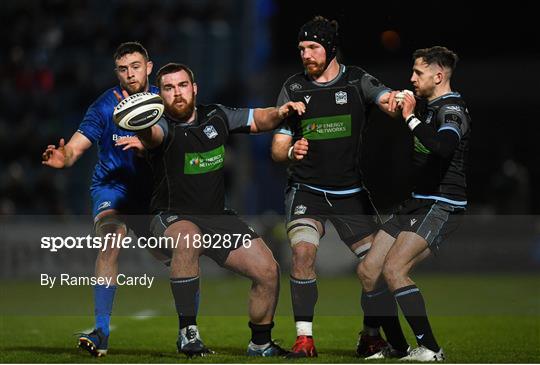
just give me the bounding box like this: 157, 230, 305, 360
77, 102, 105, 143
216, 104, 253, 133
276, 85, 291, 107
437, 104, 469, 139
360, 73, 391, 105
274, 121, 293, 136
156, 118, 169, 140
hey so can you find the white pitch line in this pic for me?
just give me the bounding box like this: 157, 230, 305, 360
131, 309, 158, 321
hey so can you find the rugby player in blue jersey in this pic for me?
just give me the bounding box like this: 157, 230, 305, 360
42, 42, 156, 357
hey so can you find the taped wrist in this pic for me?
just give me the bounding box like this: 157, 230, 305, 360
405, 114, 421, 131
287, 146, 294, 160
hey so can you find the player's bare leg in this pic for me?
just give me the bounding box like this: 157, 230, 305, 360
78, 209, 126, 357
223, 238, 287, 356
165, 220, 210, 357
350, 233, 388, 357
286, 218, 323, 357
94, 210, 126, 285
382, 232, 443, 361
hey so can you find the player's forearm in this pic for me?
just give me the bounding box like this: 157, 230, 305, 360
136, 125, 163, 149
252, 107, 283, 133
271, 138, 292, 162
63, 145, 80, 167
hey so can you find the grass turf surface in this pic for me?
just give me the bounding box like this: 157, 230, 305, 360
1, 274, 539, 363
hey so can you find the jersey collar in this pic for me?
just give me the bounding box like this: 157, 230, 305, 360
428, 91, 461, 105
308, 64, 346, 87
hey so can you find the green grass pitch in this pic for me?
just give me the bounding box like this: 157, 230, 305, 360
1, 274, 539, 363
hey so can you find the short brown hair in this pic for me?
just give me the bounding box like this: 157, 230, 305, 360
413, 46, 459, 73
155, 63, 195, 89
113, 41, 149, 61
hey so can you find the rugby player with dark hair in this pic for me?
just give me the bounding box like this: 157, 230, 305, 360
42, 41, 156, 357
361, 46, 470, 362
123, 62, 305, 357
271, 15, 402, 358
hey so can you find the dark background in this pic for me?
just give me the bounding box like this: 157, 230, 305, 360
1, 0, 538, 215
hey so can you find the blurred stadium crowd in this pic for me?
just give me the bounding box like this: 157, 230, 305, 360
1, 0, 537, 216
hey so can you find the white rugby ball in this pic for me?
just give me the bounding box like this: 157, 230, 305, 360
395, 89, 414, 104
113, 92, 164, 131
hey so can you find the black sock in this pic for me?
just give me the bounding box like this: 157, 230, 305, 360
249, 321, 274, 345
170, 276, 199, 331
363, 286, 409, 352
361, 288, 382, 330
394, 285, 440, 352
290, 276, 318, 322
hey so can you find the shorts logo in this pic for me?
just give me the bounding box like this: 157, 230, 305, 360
410, 218, 418, 227
166, 215, 178, 223
304, 95, 311, 104
97, 201, 111, 211
290, 83, 302, 91
335, 91, 347, 105
203, 125, 218, 139
294, 204, 307, 215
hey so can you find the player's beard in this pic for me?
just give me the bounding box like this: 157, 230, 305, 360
167, 93, 196, 121
304, 59, 326, 78
124, 80, 147, 95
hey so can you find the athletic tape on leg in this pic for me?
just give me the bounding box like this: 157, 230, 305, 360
287, 218, 320, 247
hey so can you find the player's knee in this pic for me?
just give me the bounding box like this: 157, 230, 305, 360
292, 244, 317, 270
94, 215, 127, 237
253, 258, 280, 286
97, 247, 120, 264
356, 260, 381, 291
382, 260, 402, 286
287, 219, 320, 247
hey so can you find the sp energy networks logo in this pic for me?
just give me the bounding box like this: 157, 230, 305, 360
184, 145, 225, 174
301, 115, 352, 140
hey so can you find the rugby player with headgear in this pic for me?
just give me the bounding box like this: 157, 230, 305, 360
361, 46, 470, 362
42, 42, 156, 357
271, 16, 402, 358
116, 62, 306, 357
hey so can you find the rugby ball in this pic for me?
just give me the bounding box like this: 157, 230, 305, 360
395, 89, 414, 104
113, 92, 164, 131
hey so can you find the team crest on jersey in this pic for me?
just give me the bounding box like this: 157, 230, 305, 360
290, 83, 302, 91
203, 125, 218, 139
294, 204, 307, 215
335, 91, 348, 105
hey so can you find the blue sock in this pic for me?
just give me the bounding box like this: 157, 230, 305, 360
94, 285, 116, 336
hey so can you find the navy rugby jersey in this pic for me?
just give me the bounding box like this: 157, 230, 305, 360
275, 65, 390, 189
148, 104, 253, 214
412, 92, 471, 205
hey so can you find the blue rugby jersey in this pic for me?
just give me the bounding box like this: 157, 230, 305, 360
77, 85, 158, 191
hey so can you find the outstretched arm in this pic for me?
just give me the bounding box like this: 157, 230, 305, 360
42, 132, 92, 168
250, 101, 306, 133
377, 90, 402, 118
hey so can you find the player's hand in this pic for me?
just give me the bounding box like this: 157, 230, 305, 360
278, 101, 306, 119
292, 138, 309, 160
42, 138, 67, 168
380, 90, 402, 113
113, 89, 130, 103
401, 92, 416, 119
115, 136, 145, 155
